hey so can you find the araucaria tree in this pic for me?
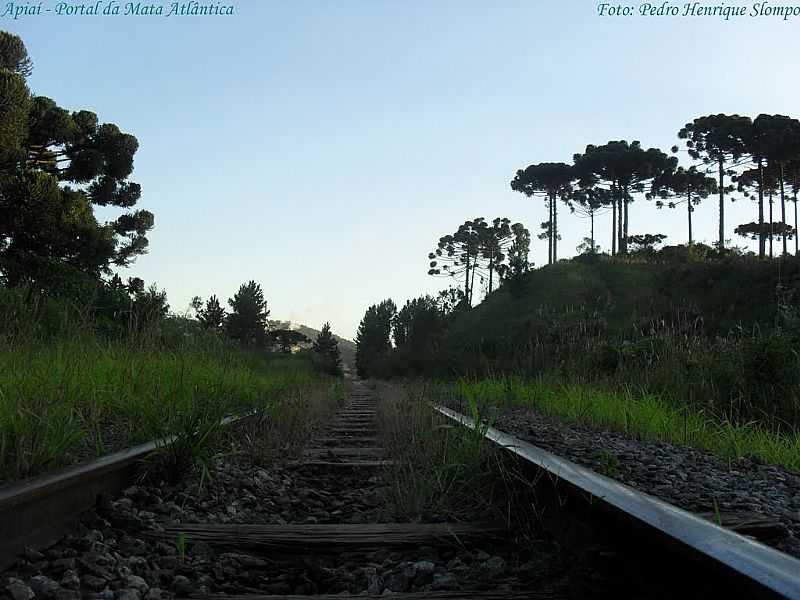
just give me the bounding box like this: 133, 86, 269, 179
226, 281, 270, 347
429, 218, 529, 303
571, 175, 611, 254
510, 163, 573, 264
313, 322, 342, 375
736, 164, 780, 257
428, 220, 481, 305
476, 218, 529, 294
627, 233, 668, 255
735, 221, 795, 249
355, 299, 396, 378
787, 159, 800, 255
652, 166, 717, 245
753, 114, 800, 256
742, 115, 773, 257
476, 218, 512, 294
677, 114, 751, 251
574, 141, 674, 255
0, 32, 153, 287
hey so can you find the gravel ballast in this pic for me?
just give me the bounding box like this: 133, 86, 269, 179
492, 407, 800, 559
1, 386, 572, 599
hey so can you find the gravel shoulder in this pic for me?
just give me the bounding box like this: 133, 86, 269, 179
491, 407, 800, 559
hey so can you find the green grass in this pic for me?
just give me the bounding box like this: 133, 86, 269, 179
447, 377, 800, 473
0, 334, 329, 484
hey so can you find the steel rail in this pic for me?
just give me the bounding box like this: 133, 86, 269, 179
0, 413, 252, 569
435, 404, 800, 600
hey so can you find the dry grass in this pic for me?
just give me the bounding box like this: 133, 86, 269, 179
235, 379, 348, 463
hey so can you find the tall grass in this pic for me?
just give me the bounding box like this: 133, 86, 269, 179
0, 330, 329, 484
444, 377, 800, 473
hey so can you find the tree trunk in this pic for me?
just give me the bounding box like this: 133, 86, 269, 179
622, 186, 629, 254
547, 198, 553, 265
795, 191, 799, 256
780, 163, 787, 256
758, 159, 765, 258
469, 251, 477, 304
488, 254, 494, 294
718, 159, 725, 251
769, 190, 774, 259
618, 191, 624, 255
590, 209, 595, 253
687, 189, 693, 245
464, 254, 471, 305
611, 192, 617, 256
553, 192, 558, 262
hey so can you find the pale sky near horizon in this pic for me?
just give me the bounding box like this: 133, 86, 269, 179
5, 1, 800, 339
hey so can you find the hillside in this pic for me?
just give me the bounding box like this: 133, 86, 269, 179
424, 254, 800, 407
269, 320, 356, 367
446, 255, 800, 348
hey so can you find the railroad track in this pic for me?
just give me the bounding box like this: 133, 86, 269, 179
1, 380, 800, 599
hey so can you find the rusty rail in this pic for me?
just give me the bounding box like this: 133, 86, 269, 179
0, 413, 252, 568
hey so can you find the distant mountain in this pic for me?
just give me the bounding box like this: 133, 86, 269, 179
268, 320, 356, 367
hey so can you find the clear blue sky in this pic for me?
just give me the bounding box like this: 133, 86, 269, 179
5, 2, 800, 338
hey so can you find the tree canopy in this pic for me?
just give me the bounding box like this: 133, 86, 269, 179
0, 31, 32, 76
652, 166, 717, 245
677, 114, 752, 250
428, 217, 529, 304
0, 31, 152, 289
197, 295, 226, 330
355, 299, 395, 378
226, 280, 270, 347
313, 322, 342, 375
574, 141, 675, 255
510, 162, 573, 264
268, 329, 310, 353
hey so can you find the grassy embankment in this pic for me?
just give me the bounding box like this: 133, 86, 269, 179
396, 255, 800, 472
444, 378, 800, 473
0, 290, 341, 484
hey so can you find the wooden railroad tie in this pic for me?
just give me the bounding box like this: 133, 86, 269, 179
696, 511, 789, 542
319, 428, 376, 432
335, 412, 376, 417
190, 592, 563, 599
312, 436, 380, 444
302, 448, 384, 457
284, 460, 395, 468
155, 522, 509, 553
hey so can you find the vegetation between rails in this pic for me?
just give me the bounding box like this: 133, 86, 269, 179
376, 382, 532, 525
235, 378, 348, 464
